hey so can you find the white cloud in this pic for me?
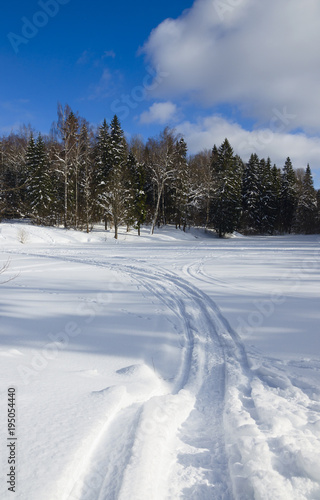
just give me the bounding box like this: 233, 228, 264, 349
176, 114, 320, 175
142, 0, 320, 133
139, 102, 178, 124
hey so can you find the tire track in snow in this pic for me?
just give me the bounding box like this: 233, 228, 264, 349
183, 258, 265, 295
11, 248, 319, 498
61, 258, 232, 499
9, 248, 234, 498
183, 255, 320, 500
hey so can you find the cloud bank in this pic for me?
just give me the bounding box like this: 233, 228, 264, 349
139, 102, 178, 124
142, 0, 320, 132
176, 114, 320, 171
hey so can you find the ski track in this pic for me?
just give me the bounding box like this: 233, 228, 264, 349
4, 247, 320, 499
183, 258, 265, 295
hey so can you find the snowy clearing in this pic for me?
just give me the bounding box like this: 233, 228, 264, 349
0, 222, 320, 500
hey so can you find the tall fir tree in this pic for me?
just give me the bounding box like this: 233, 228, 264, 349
26, 134, 53, 224
280, 157, 297, 233
210, 139, 242, 237
171, 138, 188, 229
242, 153, 260, 232
256, 158, 278, 234
294, 165, 317, 234
105, 115, 130, 239
94, 119, 112, 228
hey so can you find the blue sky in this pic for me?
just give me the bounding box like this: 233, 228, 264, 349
1, 0, 320, 187
1, 0, 193, 135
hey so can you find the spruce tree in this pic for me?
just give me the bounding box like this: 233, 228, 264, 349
210, 139, 242, 237
26, 134, 53, 224
294, 165, 317, 234
106, 115, 130, 239
242, 153, 259, 232
280, 157, 297, 233
257, 158, 278, 234
171, 138, 188, 229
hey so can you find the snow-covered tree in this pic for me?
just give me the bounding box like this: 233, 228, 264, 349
242, 153, 260, 232
78, 123, 95, 233
55, 105, 80, 228
94, 119, 112, 228
25, 134, 53, 224
280, 157, 297, 233
104, 115, 130, 239
294, 165, 317, 234
210, 139, 242, 237
145, 128, 178, 235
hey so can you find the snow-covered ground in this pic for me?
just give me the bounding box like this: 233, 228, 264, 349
0, 221, 319, 500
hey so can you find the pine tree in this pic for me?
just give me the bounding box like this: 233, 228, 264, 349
316, 190, 320, 233
294, 165, 317, 234
94, 119, 112, 228
242, 153, 259, 232
256, 158, 278, 234
171, 138, 188, 229
105, 115, 130, 239
210, 139, 242, 237
270, 164, 282, 232
25, 134, 53, 224
280, 157, 297, 233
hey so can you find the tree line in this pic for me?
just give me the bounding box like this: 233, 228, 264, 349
1, 105, 319, 237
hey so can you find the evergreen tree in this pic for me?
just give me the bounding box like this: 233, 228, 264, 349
26, 134, 53, 224
280, 157, 297, 233
94, 119, 112, 228
316, 190, 320, 233
270, 164, 282, 232
256, 158, 278, 234
210, 139, 242, 237
105, 115, 130, 239
171, 138, 188, 229
242, 153, 259, 232
294, 165, 317, 234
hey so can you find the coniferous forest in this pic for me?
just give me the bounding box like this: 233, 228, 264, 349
1, 104, 319, 238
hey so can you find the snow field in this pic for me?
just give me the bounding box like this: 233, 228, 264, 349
0, 222, 320, 499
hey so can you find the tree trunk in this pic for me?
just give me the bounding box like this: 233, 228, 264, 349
150, 183, 163, 235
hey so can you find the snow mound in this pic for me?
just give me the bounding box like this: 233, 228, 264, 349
116, 363, 154, 377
